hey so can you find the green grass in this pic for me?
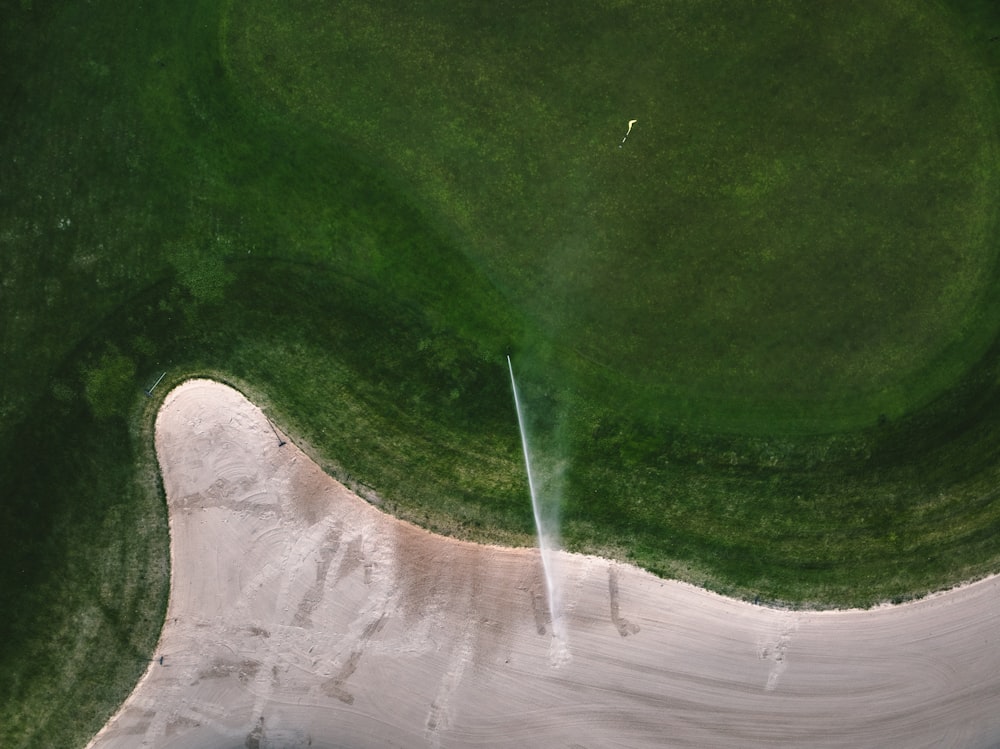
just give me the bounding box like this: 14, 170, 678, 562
227, 0, 1000, 433
4, 0, 1000, 745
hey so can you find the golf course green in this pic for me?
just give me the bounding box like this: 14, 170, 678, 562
3, 0, 1000, 744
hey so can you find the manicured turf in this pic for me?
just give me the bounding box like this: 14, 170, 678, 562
227, 0, 1000, 433
3, 0, 1000, 745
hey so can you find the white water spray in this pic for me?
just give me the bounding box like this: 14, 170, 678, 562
507, 355, 569, 665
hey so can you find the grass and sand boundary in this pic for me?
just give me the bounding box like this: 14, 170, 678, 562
90, 379, 1000, 747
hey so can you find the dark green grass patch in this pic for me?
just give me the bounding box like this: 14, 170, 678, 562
0, 385, 169, 747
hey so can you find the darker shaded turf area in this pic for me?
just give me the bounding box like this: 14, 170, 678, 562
3, 0, 1000, 745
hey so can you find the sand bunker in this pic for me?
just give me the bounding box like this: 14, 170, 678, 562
88, 379, 1000, 748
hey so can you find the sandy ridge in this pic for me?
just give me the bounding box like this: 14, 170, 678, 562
87, 379, 1000, 748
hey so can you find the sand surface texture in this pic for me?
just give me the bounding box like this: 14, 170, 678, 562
88, 379, 1000, 748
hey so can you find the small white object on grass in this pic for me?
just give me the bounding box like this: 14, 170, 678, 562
620, 119, 638, 146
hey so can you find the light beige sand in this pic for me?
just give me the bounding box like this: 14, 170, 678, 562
88, 379, 1000, 748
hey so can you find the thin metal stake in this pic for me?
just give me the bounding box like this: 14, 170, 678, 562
144, 371, 167, 397
267, 418, 287, 447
